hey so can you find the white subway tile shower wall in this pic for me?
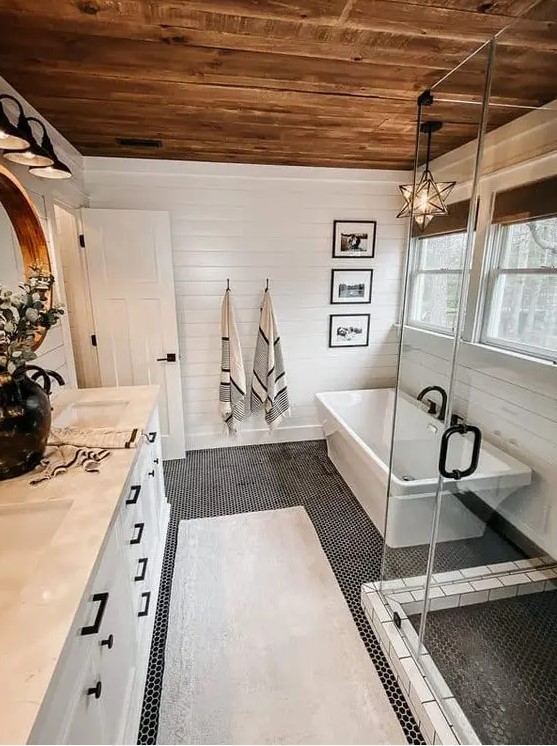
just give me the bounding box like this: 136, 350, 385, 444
85, 159, 409, 449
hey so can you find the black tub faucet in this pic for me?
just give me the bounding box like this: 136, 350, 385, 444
417, 385, 447, 421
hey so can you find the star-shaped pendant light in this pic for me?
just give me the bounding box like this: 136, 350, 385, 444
397, 121, 455, 232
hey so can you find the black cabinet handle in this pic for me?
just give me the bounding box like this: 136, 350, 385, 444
147, 431, 157, 443
439, 424, 482, 480
148, 469, 155, 477
130, 522, 144, 545
80, 592, 109, 636
126, 484, 141, 505
134, 557, 148, 582
154, 458, 159, 464
138, 591, 151, 618
87, 681, 102, 699
100, 634, 114, 649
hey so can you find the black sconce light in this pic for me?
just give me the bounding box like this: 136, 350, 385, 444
4, 116, 55, 168
0, 94, 31, 151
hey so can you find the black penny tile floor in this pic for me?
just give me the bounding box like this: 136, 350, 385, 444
136, 439, 532, 745
409, 590, 557, 745
137, 440, 424, 744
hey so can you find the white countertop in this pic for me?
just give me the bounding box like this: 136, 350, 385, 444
0, 385, 160, 745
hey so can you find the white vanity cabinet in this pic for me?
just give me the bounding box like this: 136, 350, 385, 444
28, 407, 169, 746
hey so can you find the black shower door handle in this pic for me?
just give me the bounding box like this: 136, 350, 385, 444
438, 424, 482, 480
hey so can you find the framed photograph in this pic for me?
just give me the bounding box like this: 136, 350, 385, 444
329, 314, 370, 348
330, 268, 373, 305
332, 220, 376, 259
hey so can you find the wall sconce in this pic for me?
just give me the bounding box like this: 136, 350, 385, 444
0, 95, 72, 179
397, 121, 455, 231
0, 95, 30, 150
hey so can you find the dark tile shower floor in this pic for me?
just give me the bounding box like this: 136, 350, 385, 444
409, 591, 557, 745
137, 440, 534, 745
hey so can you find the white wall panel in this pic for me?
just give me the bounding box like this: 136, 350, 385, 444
85, 157, 408, 449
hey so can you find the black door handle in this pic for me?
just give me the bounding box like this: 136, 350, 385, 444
156, 353, 176, 362
125, 484, 141, 505
134, 557, 148, 582
80, 592, 109, 636
138, 591, 151, 618
439, 424, 482, 480
130, 522, 145, 545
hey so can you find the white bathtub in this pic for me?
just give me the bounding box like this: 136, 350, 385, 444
315, 388, 532, 547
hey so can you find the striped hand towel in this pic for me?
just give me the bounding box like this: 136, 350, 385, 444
219, 288, 246, 433
251, 289, 290, 429
30, 444, 111, 486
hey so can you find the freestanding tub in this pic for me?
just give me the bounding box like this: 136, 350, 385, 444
315, 388, 532, 547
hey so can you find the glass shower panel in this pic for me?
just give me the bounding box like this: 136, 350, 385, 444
419, 4, 557, 743
379, 41, 492, 663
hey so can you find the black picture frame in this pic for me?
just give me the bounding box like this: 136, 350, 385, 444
328, 314, 370, 348
332, 220, 377, 259
330, 268, 373, 305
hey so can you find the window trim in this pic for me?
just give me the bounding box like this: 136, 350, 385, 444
480, 220, 557, 363
407, 231, 467, 336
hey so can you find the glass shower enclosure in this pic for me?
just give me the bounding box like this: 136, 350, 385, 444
374, 4, 557, 744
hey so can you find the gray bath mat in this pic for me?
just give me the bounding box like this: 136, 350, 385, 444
158, 507, 404, 744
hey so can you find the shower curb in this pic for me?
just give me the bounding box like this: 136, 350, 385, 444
362, 556, 557, 745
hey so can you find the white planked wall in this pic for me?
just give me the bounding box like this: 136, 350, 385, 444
85, 158, 409, 449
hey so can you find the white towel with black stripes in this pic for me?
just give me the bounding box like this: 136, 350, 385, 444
251, 289, 290, 429
219, 289, 246, 434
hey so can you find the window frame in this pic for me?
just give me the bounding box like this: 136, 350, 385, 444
480, 220, 557, 363
407, 230, 467, 336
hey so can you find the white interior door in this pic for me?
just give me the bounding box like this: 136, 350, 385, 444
82, 208, 185, 460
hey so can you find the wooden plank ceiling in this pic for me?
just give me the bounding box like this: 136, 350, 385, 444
0, 0, 555, 169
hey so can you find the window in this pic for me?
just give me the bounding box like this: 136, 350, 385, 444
408, 231, 467, 334
482, 216, 557, 360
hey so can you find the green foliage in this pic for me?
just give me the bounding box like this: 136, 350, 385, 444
0, 267, 64, 374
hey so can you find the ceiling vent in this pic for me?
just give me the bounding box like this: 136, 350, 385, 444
116, 137, 163, 148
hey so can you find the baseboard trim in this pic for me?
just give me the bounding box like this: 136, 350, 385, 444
184, 424, 324, 452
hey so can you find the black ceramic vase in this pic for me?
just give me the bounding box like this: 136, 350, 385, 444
0, 365, 64, 481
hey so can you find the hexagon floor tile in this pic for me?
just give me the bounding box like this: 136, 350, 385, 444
136, 440, 530, 745
410, 591, 557, 744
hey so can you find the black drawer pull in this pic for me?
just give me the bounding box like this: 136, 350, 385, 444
80, 592, 109, 636
87, 681, 102, 699
134, 557, 148, 582
130, 522, 145, 545
126, 484, 141, 505
147, 431, 157, 443
138, 591, 151, 618
148, 469, 155, 477
100, 634, 114, 649
154, 458, 159, 464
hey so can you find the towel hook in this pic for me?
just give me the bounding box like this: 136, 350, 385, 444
226, 278, 230, 291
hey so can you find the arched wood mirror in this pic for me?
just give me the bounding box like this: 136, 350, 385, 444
0, 164, 52, 350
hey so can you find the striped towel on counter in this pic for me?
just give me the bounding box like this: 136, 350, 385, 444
30, 444, 111, 485
219, 288, 246, 434
49, 427, 143, 449
251, 289, 291, 429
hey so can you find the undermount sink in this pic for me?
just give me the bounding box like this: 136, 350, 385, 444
0, 500, 72, 605
52, 399, 129, 429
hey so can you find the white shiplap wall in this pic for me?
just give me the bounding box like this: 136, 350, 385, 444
84, 158, 409, 449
